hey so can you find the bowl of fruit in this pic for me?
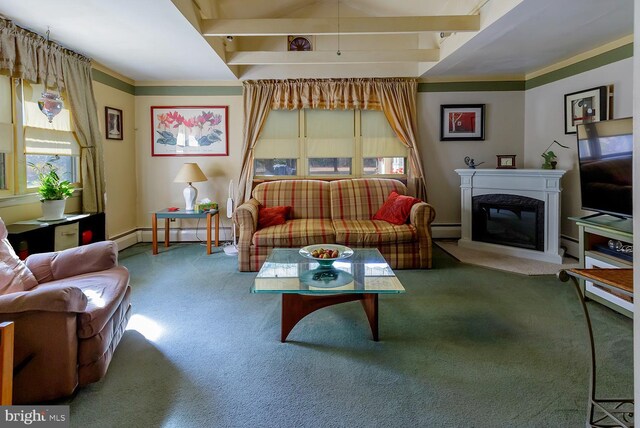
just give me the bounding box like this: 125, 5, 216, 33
299, 244, 354, 267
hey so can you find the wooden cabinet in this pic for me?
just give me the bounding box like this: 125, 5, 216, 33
6, 212, 105, 259
571, 215, 633, 317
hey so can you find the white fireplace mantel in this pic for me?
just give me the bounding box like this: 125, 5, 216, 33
455, 168, 567, 264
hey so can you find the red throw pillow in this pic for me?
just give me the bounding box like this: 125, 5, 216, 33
372, 191, 421, 225
258, 206, 291, 229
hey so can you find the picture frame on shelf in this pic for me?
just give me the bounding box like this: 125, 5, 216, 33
440, 104, 485, 141
151, 106, 229, 157
105, 107, 123, 140
496, 154, 516, 169
564, 86, 608, 134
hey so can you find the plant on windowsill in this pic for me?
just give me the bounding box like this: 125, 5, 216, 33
541, 140, 570, 169
29, 162, 74, 221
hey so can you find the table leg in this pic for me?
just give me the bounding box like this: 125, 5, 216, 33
152, 214, 158, 255
215, 212, 219, 247
164, 219, 170, 248
206, 213, 212, 255
560, 271, 634, 428
281, 294, 379, 342
361, 294, 379, 341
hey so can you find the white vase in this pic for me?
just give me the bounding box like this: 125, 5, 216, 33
41, 199, 66, 221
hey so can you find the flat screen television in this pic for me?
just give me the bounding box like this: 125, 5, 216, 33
576, 117, 633, 218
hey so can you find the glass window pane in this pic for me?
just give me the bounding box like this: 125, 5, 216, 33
363, 157, 406, 175
27, 154, 78, 188
254, 159, 297, 176
308, 158, 352, 176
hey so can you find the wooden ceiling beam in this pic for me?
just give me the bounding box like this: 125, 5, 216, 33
202, 15, 480, 36
226, 49, 439, 65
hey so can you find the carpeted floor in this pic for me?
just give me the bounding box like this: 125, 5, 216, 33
436, 240, 579, 275
65, 244, 632, 428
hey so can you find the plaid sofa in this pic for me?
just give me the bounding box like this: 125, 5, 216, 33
233, 178, 436, 271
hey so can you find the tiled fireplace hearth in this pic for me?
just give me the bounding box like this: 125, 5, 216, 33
455, 169, 566, 264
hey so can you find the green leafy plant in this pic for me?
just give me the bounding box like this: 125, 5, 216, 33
29, 162, 74, 200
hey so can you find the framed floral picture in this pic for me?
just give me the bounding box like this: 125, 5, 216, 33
151, 106, 229, 156
564, 86, 608, 134
440, 104, 485, 141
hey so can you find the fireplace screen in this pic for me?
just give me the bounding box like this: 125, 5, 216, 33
472, 194, 545, 251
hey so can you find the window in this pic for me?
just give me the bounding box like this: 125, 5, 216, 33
0, 76, 12, 192
253, 110, 299, 176
253, 109, 408, 179
22, 81, 80, 189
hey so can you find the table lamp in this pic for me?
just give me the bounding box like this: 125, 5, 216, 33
174, 163, 207, 211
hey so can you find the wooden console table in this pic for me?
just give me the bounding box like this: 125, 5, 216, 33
559, 268, 633, 428
152, 209, 219, 255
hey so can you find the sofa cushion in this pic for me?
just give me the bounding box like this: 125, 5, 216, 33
258, 206, 291, 229
0, 218, 38, 295
333, 219, 417, 246
253, 180, 332, 219
373, 191, 421, 225
330, 178, 406, 220
252, 219, 336, 248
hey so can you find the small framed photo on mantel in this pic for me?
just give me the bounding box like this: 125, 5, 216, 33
496, 154, 516, 169
105, 107, 123, 140
440, 104, 485, 141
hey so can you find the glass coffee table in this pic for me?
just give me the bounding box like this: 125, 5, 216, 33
252, 248, 405, 342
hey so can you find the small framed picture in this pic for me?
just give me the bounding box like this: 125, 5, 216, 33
105, 107, 123, 140
440, 104, 485, 141
564, 86, 608, 134
496, 155, 516, 169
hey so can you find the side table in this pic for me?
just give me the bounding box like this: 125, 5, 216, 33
152, 209, 219, 255
559, 268, 634, 428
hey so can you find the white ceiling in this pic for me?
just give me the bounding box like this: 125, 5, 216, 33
0, 0, 634, 82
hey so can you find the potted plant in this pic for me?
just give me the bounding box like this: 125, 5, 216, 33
29, 162, 74, 220
541, 140, 570, 169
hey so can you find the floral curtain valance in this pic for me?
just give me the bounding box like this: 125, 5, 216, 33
237, 78, 428, 204
0, 17, 105, 213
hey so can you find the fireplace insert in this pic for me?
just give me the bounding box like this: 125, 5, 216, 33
472, 194, 545, 251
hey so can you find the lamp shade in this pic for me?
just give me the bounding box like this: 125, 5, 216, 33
174, 163, 207, 183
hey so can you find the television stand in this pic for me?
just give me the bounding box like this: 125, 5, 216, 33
569, 215, 633, 317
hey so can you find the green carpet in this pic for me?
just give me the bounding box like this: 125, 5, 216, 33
66, 244, 633, 428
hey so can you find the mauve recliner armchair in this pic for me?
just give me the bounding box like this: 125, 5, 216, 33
0, 218, 131, 403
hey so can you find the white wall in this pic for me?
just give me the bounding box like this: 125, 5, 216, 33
524, 58, 634, 240
134, 92, 243, 239
417, 90, 525, 232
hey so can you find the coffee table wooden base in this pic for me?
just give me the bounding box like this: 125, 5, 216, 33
281, 293, 378, 342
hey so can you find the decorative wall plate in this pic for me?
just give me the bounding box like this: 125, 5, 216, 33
287, 36, 313, 51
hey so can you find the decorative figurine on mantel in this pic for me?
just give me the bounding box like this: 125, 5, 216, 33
464, 156, 485, 169
541, 140, 570, 169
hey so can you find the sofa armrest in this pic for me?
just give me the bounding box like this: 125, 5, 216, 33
410, 202, 436, 227
0, 283, 87, 314
25, 241, 118, 284
233, 199, 260, 247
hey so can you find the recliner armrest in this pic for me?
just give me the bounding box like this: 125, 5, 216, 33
0, 283, 87, 314
25, 241, 118, 284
